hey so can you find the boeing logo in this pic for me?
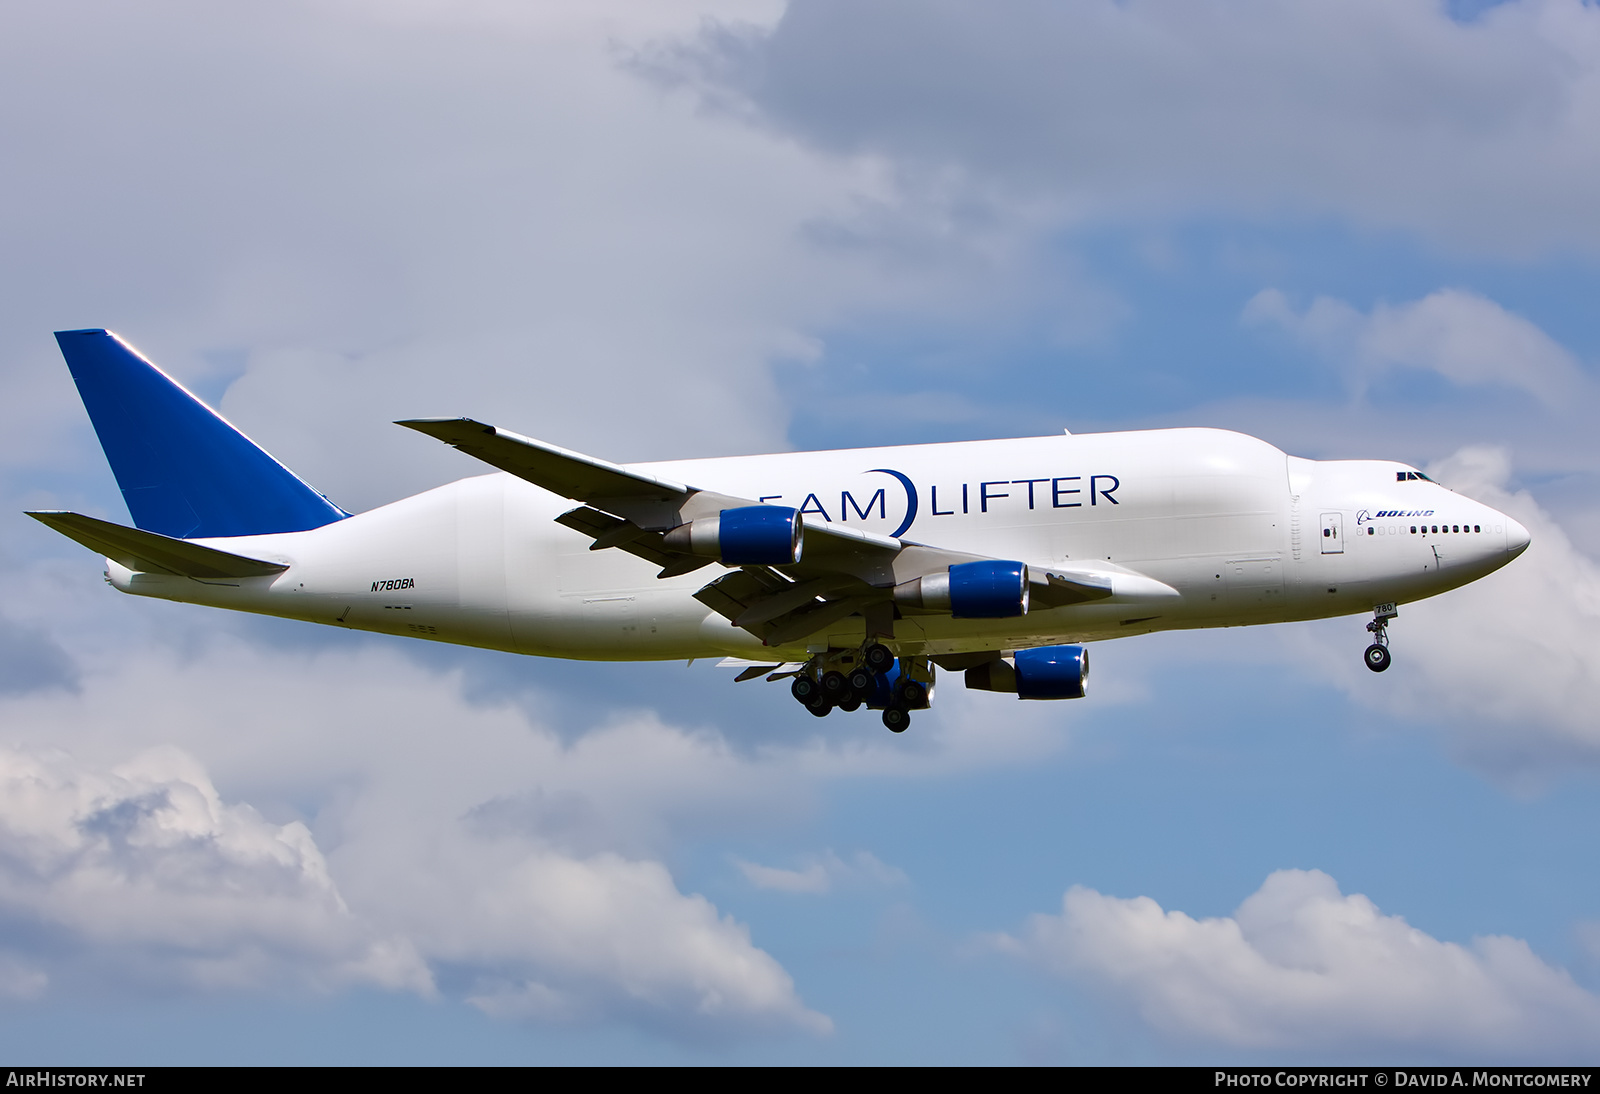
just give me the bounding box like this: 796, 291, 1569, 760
1358, 508, 1436, 525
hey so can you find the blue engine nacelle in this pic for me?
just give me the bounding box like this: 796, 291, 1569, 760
964, 645, 1088, 700
1015, 645, 1088, 699
662, 506, 802, 565
893, 559, 1030, 618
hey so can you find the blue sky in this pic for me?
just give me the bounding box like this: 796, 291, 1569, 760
2, 0, 1599, 1064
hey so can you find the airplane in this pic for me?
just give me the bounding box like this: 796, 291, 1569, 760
30, 329, 1532, 733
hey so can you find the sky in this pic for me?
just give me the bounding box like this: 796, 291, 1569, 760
2, 0, 1599, 1065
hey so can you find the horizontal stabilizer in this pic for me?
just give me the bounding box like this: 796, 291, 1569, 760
27, 511, 288, 579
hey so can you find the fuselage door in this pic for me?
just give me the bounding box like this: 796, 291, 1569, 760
1320, 512, 1344, 554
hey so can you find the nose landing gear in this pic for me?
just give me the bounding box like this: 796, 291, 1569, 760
1364, 603, 1398, 673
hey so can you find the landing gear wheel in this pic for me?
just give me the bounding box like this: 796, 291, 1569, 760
847, 668, 876, 698
863, 643, 894, 673
838, 697, 862, 713
807, 695, 834, 717
896, 679, 928, 709
791, 676, 819, 705
821, 670, 849, 700
1363, 604, 1398, 675
883, 706, 910, 733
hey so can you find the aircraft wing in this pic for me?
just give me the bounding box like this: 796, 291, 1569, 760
399, 417, 1172, 646
28, 511, 288, 579
398, 418, 707, 528
399, 416, 907, 573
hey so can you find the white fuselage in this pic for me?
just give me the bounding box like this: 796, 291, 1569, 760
105, 428, 1528, 661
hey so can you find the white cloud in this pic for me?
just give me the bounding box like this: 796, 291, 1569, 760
452, 852, 831, 1035
0, 610, 77, 696
0, 954, 49, 1001
996, 869, 1600, 1058
1273, 445, 1600, 774
1243, 288, 1587, 406
0, 1, 890, 512
0, 0, 1171, 520
0, 736, 829, 1037
735, 849, 906, 894
673, 0, 1600, 256
1410, 447, 1600, 759
0, 745, 429, 994
0, 601, 1069, 1037
1576, 920, 1600, 964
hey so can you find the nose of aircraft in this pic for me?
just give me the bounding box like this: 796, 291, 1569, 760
1506, 516, 1531, 558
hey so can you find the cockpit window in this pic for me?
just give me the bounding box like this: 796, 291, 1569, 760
1396, 470, 1435, 482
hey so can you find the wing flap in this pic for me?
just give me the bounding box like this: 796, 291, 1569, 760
762, 595, 882, 646
28, 511, 288, 579
693, 568, 792, 624
553, 506, 714, 578
554, 506, 672, 564
732, 574, 862, 629
695, 567, 886, 646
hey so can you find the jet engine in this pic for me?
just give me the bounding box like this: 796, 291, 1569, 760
964, 645, 1088, 699
894, 559, 1030, 618
662, 506, 803, 565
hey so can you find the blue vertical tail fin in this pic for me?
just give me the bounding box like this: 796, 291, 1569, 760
55, 329, 349, 539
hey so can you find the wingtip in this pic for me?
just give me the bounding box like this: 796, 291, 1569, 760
395, 417, 495, 435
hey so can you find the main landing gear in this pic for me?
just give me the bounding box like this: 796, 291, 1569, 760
1363, 603, 1398, 673
789, 642, 933, 732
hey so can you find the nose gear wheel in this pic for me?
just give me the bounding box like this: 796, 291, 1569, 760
1363, 603, 1398, 673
